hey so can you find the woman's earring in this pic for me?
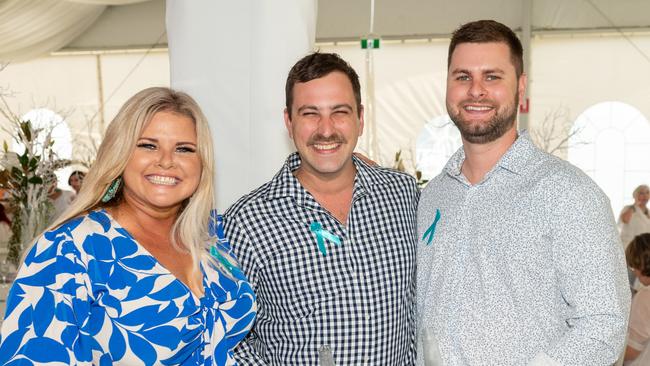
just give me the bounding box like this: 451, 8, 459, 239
101, 177, 122, 203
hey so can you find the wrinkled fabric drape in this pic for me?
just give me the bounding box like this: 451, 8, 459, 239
0, 0, 148, 62
67, 0, 147, 4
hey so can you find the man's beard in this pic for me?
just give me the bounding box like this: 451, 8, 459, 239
448, 94, 518, 144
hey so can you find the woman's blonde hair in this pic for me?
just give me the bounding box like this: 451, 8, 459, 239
46, 87, 228, 270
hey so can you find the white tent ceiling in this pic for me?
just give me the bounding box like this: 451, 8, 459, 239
317, 0, 650, 41
1, 0, 650, 60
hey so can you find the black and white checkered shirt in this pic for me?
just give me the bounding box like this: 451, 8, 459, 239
224, 153, 419, 365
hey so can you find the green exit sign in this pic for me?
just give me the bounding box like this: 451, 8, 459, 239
361, 38, 380, 49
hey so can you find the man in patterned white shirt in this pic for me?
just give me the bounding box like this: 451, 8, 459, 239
417, 20, 630, 365
225, 52, 419, 365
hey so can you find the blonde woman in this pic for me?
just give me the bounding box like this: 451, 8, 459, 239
620, 184, 650, 248
0, 87, 256, 365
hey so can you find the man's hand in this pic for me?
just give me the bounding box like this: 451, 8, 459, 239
621, 206, 635, 224
354, 152, 379, 167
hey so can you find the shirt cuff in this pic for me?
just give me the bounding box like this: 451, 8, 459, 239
528, 352, 562, 366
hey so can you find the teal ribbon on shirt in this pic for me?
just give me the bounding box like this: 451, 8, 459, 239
422, 208, 441, 245
310, 222, 342, 256
210, 245, 235, 273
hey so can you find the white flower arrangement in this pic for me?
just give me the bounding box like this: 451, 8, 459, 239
0, 94, 69, 267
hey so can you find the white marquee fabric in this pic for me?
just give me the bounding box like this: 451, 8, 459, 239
2, 0, 650, 213
0, 0, 105, 62
317, 0, 650, 40
166, 0, 316, 210
0, 0, 150, 62
5, 1, 650, 62
67, 0, 148, 4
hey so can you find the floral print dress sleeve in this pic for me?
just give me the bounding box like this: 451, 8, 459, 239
0, 216, 92, 365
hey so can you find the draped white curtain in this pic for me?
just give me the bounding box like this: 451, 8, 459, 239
166, 0, 317, 211
0, 0, 147, 62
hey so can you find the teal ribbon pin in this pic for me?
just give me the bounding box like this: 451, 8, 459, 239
422, 209, 441, 245
310, 222, 342, 256
211, 245, 235, 273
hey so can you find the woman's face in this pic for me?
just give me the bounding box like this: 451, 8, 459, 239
121, 111, 202, 214
635, 187, 649, 207
634, 268, 650, 286
69, 174, 83, 193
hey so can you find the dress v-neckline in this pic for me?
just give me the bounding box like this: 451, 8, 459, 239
102, 209, 207, 301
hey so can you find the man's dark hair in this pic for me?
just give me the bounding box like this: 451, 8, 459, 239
68, 170, 86, 185
626, 233, 650, 276
448, 20, 524, 78
285, 52, 362, 118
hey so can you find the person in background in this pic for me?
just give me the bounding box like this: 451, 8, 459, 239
625, 233, 650, 365
67, 170, 86, 194
620, 184, 650, 248
47, 174, 76, 221
0, 87, 256, 365
416, 20, 629, 365
619, 185, 650, 289
0, 203, 11, 256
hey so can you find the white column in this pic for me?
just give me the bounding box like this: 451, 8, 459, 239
166, 0, 317, 211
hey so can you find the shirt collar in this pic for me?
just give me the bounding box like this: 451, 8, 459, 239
444, 130, 536, 179
497, 131, 536, 174
264, 152, 389, 203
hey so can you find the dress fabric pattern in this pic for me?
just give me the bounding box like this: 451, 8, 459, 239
0, 210, 256, 366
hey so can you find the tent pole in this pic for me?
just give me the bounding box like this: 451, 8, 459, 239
95, 54, 105, 129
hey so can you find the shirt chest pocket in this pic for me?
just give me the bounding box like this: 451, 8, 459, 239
261, 237, 352, 318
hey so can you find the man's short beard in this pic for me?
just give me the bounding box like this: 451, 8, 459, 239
449, 94, 519, 144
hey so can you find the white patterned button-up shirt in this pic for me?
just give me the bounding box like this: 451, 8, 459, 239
417, 133, 630, 365
226, 153, 419, 365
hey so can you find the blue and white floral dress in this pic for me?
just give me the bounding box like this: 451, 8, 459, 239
0, 210, 256, 365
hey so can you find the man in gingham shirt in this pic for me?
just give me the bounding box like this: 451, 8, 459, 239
225, 52, 419, 365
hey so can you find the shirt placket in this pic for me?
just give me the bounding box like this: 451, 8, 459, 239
447, 182, 478, 358
347, 234, 373, 365
348, 189, 374, 364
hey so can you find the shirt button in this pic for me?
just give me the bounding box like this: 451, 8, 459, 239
365, 314, 370, 321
